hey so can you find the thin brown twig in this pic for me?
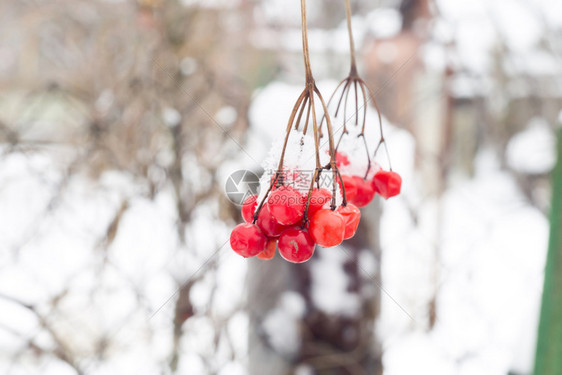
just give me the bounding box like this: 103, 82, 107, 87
253, 0, 347, 224
318, 0, 392, 179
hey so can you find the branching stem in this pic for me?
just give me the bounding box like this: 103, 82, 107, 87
254, 0, 346, 223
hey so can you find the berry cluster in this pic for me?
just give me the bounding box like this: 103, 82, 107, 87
230, 156, 401, 263
229, 0, 402, 264
336, 152, 402, 206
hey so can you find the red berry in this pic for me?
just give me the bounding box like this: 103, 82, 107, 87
337, 204, 361, 239
256, 204, 287, 237
372, 170, 402, 199
308, 209, 345, 248
230, 223, 267, 258
267, 186, 306, 226
335, 151, 350, 167
241, 195, 257, 223
257, 238, 277, 260
278, 227, 315, 263
339, 175, 358, 202
307, 188, 332, 217
351, 176, 375, 207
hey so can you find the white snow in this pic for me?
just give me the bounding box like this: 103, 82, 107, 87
215, 106, 238, 128
365, 8, 402, 39
262, 301, 301, 357
379, 147, 549, 375
310, 248, 361, 317
506, 117, 556, 174
162, 107, 181, 127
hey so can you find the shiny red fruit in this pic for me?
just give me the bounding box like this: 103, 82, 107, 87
337, 204, 361, 239
307, 188, 332, 217
241, 195, 257, 223
351, 176, 375, 207
230, 223, 267, 258
267, 186, 306, 226
278, 227, 315, 263
308, 209, 345, 248
256, 204, 287, 237
372, 170, 402, 199
257, 238, 277, 260
339, 175, 358, 202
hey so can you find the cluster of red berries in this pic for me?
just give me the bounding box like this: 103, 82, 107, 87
230, 152, 402, 263
335, 151, 402, 206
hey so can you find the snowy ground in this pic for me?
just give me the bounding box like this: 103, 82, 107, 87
380, 148, 548, 375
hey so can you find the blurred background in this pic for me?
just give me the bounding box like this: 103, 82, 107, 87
0, 0, 561, 374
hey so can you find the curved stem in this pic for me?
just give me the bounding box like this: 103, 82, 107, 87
358, 80, 368, 134
335, 129, 347, 152
315, 87, 340, 210
302, 97, 312, 135
253, 89, 307, 222
359, 133, 371, 179
364, 82, 384, 141
309, 90, 322, 169
319, 78, 348, 135
354, 80, 359, 125
358, 81, 372, 177
345, 0, 357, 73
303, 88, 323, 225
336, 169, 348, 206
363, 81, 392, 170
295, 95, 309, 132
302, 168, 321, 228
278, 89, 308, 171
301, 0, 313, 82
342, 81, 351, 131
335, 79, 351, 119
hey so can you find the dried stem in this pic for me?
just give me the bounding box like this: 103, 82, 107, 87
254, 0, 345, 224
345, 0, 357, 73
301, 0, 313, 82
318, 0, 393, 179
315, 86, 340, 210
253, 89, 307, 223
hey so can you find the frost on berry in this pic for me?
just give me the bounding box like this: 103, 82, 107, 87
256, 136, 344, 208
